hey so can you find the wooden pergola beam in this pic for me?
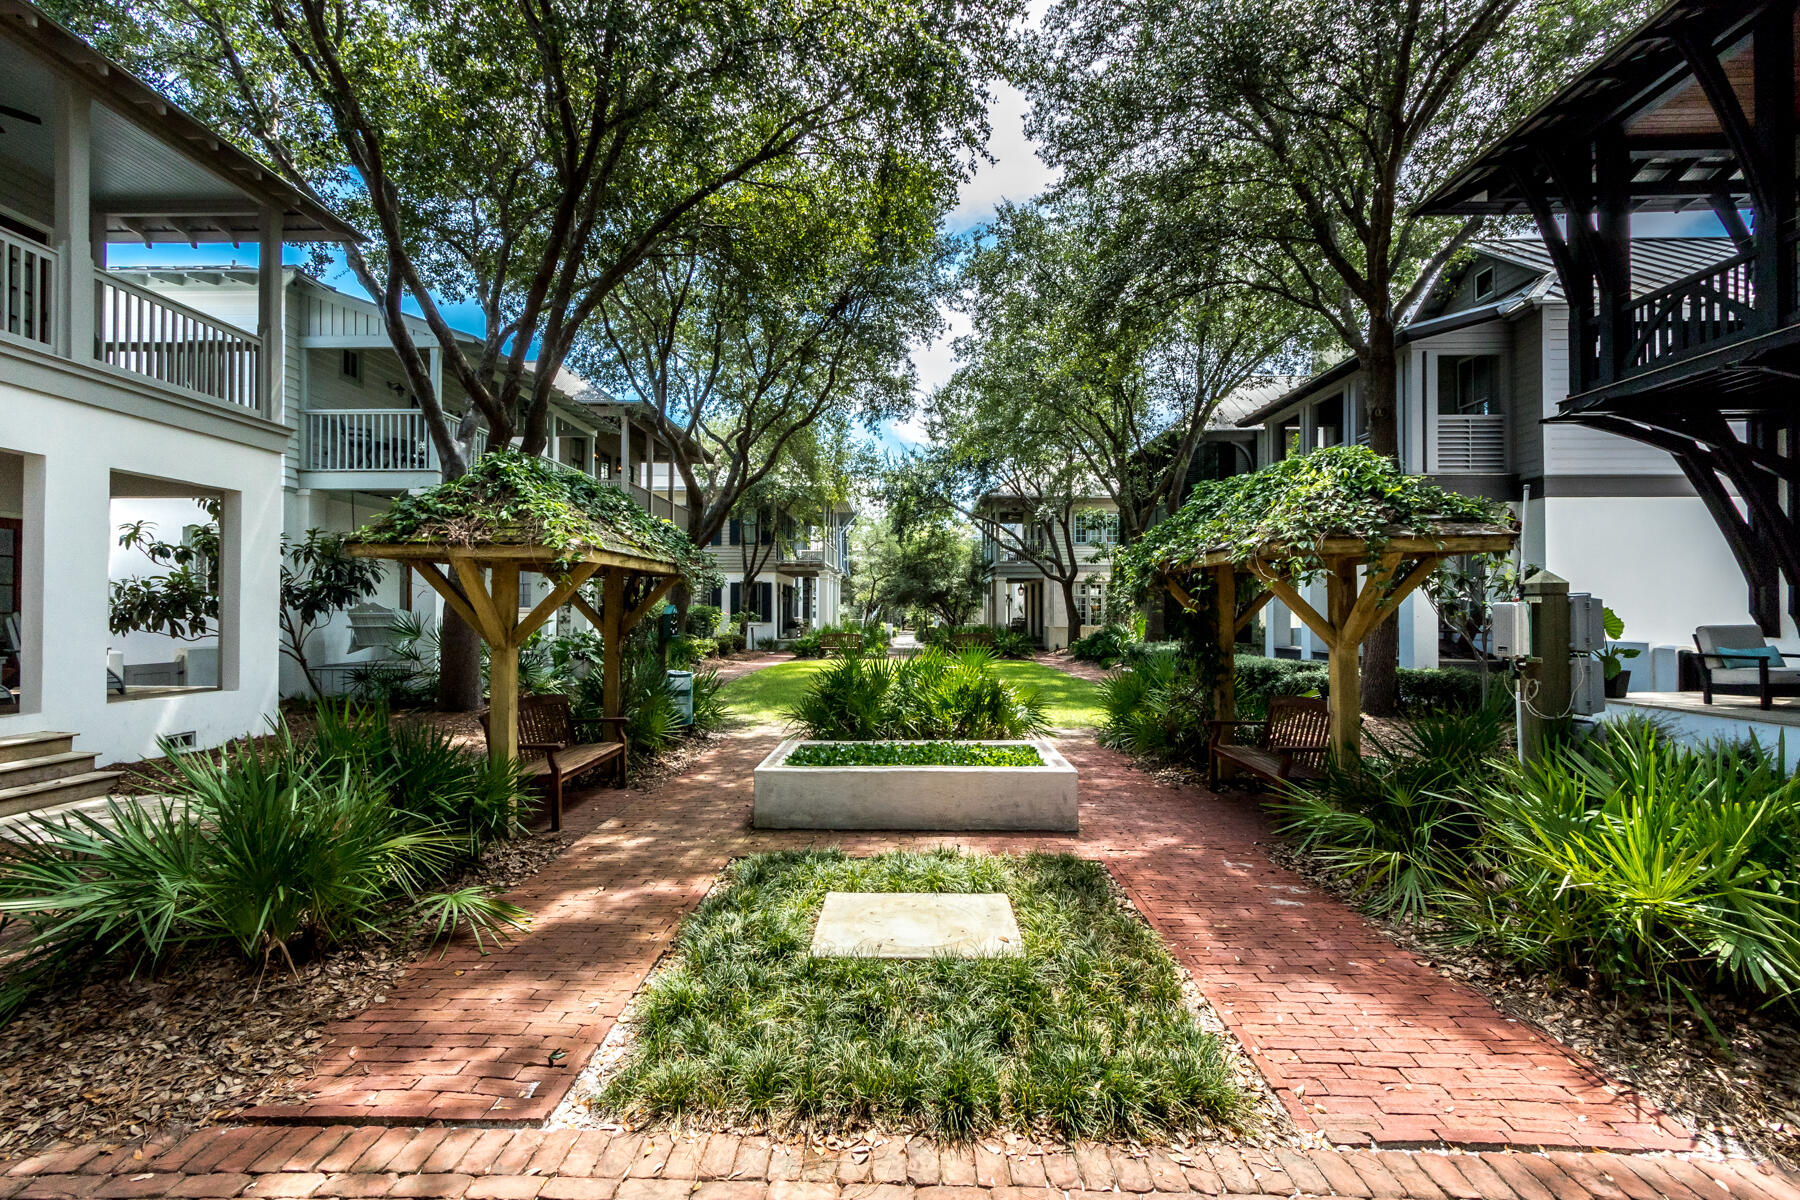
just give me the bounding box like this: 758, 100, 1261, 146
346, 541, 684, 766
1162, 525, 1514, 760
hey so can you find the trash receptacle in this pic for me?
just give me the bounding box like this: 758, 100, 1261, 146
666, 669, 694, 727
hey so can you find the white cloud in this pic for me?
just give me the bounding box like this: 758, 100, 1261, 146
947, 79, 1059, 234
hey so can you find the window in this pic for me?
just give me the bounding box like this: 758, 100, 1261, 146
1073, 511, 1118, 545
1438, 355, 1501, 415
340, 349, 363, 383
1474, 267, 1495, 300
1313, 394, 1344, 447
1076, 579, 1107, 626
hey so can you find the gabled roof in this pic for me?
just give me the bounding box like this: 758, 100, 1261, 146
1209, 376, 1308, 429
0, 0, 358, 242
1472, 237, 1740, 301
1235, 236, 1738, 427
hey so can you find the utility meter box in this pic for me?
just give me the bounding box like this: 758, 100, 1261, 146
1569, 594, 1606, 654
666, 669, 694, 727
1491, 601, 1530, 659
1571, 658, 1607, 716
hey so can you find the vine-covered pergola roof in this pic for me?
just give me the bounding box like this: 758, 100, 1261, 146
342, 451, 714, 778
1126, 448, 1518, 756
350, 449, 714, 582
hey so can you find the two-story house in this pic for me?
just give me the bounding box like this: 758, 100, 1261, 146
1235, 236, 1752, 683
693, 502, 853, 647
0, 0, 358, 807
99, 269, 706, 695
972, 376, 1295, 649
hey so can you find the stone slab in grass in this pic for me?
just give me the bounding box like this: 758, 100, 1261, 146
810, 891, 1022, 959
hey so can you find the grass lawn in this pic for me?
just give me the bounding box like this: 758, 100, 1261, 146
590, 848, 1249, 1140
721, 658, 1105, 730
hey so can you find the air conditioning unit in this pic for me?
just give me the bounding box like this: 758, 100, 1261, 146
1491, 601, 1530, 659
1569, 594, 1606, 653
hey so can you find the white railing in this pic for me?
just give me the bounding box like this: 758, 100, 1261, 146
1, 231, 54, 349
97, 275, 260, 409
1433, 413, 1507, 474
305, 409, 434, 472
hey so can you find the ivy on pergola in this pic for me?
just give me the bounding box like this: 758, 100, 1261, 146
344, 452, 718, 762
1119, 448, 1516, 755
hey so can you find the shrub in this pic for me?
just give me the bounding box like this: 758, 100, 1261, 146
690, 668, 729, 735
1070, 623, 1136, 667
1228, 654, 1485, 715
715, 627, 747, 655
0, 710, 529, 1020
686, 604, 723, 637
989, 628, 1036, 660
1273, 700, 1511, 922
1467, 719, 1800, 1008
789, 630, 824, 658
666, 635, 718, 668
786, 647, 1047, 741
1098, 652, 1213, 762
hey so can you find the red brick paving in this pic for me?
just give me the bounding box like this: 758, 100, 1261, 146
4, 1129, 1797, 1200
234, 716, 1686, 1152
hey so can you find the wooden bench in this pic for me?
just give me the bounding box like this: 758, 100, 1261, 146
479, 693, 626, 832
948, 627, 995, 650
817, 630, 865, 656
1208, 696, 1330, 790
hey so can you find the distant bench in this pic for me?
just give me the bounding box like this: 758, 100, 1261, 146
817, 631, 865, 656
1208, 696, 1329, 790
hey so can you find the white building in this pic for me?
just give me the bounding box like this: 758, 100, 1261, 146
0, 1, 357, 806
1236, 238, 1750, 686
694, 503, 853, 647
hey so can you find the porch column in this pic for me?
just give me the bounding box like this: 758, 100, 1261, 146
257, 208, 285, 422
619, 416, 631, 489
52, 80, 94, 362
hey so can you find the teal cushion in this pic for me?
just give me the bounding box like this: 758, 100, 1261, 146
1719, 645, 1785, 669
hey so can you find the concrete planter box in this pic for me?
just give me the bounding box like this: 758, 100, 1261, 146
752, 738, 1077, 832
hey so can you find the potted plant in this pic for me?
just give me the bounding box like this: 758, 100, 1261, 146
1594, 606, 1641, 699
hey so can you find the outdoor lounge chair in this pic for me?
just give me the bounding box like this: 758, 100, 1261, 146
1692, 625, 1800, 710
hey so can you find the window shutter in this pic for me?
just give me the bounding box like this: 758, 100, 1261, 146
730, 582, 742, 614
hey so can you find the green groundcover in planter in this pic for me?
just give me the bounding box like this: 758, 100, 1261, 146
785, 742, 1045, 768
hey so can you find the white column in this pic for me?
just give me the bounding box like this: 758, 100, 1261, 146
619, 416, 631, 487
257, 209, 285, 421
52, 80, 94, 362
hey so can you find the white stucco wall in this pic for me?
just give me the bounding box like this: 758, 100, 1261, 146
1536, 495, 1755, 654
0, 378, 285, 766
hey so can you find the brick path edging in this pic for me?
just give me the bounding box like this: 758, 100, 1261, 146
4, 1125, 1797, 1200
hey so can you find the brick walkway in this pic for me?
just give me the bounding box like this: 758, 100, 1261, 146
235, 727, 1684, 1152
12, 687, 1781, 1197
6, 1124, 1796, 1200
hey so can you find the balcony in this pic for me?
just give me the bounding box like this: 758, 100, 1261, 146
1432, 413, 1507, 474
1626, 251, 1755, 374
1, 230, 54, 350
97, 276, 261, 410
624, 481, 688, 529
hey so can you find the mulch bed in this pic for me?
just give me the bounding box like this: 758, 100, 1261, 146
1261, 834, 1800, 1167
0, 828, 570, 1157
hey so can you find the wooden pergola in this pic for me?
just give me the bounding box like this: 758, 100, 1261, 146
344, 541, 683, 763
1161, 524, 1516, 756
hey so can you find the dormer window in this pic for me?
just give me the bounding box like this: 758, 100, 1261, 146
1474, 267, 1495, 300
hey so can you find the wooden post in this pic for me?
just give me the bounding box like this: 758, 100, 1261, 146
1521, 570, 1571, 763
486, 562, 521, 764
1213, 565, 1237, 722
1325, 559, 1361, 758
601, 569, 625, 722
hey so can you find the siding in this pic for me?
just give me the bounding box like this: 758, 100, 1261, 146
1510, 309, 1545, 480
0, 162, 53, 230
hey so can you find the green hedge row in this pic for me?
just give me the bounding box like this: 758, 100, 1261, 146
1230, 654, 1487, 714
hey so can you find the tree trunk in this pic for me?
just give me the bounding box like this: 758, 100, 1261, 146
438, 611, 483, 713
1360, 316, 1401, 717
1059, 575, 1080, 650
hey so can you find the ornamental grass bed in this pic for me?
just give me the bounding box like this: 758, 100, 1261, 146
588, 848, 1252, 1142
783, 742, 1044, 767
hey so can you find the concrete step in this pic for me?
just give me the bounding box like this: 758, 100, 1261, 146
0, 771, 125, 820
0, 750, 100, 788
0, 732, 76, 766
